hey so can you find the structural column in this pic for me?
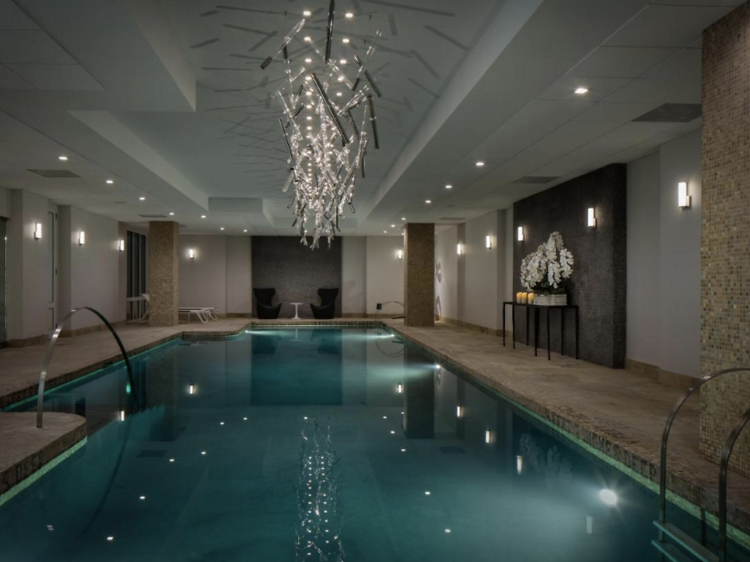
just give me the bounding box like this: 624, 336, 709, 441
404, 223, 434, 327
148, 221, 179, 327
700, 4, 750, 476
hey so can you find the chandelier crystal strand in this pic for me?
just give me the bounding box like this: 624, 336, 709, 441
261, 4, 383, 249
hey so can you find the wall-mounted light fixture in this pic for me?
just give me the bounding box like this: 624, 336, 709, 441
485, 429, 492, 444
188, 384, 196, 395
456, 243, 464, 256
516, 455, 524, 475
188, 248, 196, 260
587, 207, 596, 228
396, 249, 403, 260
33, 223, 42, 240
118, 239, 125, 252
77, 231, 86, 246
397, 383, 403, 394
118, 410, 126, 422
517, 226, 524, 242
678, 181, 691, 209
485, 235, 492, 249
456, 406, 463, 419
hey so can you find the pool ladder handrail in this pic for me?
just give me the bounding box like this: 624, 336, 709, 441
37, 307, 134, 429
655, 367, 750, 562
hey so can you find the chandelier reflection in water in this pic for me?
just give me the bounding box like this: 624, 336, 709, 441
260, 0, 382, 248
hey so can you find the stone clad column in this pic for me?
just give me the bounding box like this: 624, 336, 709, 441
404, 223, 434, 327
700, 4, 750, 476
148, 221, 179, 327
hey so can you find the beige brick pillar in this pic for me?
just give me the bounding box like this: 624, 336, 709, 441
404, 223, 434, 327
148, 221, 179, 327
700, 4, 750, 476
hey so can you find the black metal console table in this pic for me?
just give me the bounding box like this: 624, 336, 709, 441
502, 302, 579, 360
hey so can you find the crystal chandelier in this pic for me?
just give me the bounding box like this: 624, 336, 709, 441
260, 0, 382, 248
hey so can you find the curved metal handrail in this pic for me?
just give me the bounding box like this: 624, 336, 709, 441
37, 307, 134, 429
719, 404, 750, 561
658, 367, 750, 525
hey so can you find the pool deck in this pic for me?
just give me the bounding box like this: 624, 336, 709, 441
1, 317, 749, 540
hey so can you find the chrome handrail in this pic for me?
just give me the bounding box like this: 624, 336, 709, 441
719, 404, 750, 561
658, 367, 750, 526
37, 307, 134, 429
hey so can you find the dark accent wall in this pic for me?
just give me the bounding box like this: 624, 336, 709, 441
513, 164, 627, 368
252, 237, 342, 318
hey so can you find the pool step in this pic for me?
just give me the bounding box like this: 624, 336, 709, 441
652, 521, 718, 562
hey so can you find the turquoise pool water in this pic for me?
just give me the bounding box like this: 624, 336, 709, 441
1, 328, 747, 561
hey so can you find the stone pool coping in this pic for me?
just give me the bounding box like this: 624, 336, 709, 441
1, 317, 749, 545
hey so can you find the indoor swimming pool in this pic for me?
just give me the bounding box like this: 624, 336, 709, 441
1, 328, 747, 562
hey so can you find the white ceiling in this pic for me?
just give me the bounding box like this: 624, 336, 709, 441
0, 0, 741, 236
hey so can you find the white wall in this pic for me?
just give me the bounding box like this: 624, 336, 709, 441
59, 205, 122, 330
464, 211, 501, 330
627, 129, 701, 377
365, 236, 404, 315
226, 236, 252, 314
0, 186, 9, 218
179, 235, 228, 314
342, 237, 367, 315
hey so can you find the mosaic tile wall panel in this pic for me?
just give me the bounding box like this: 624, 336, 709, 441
700, 3, 750, 476
251, 237, 342, 319
512, 164, 627, 368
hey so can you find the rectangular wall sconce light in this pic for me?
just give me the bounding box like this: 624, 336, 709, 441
485, 429, 492, 444
118, 410, 126, 422
188, 248, 195, 259
456, 243, 463, 256
485, 235, 492, 249
188, 384, 196, 395
33, 223, 42, 240
517, 226, 524, 241
678, 181, 691, 209
516, 455, 524, 475
77, 231, 86, 245
396, 383, 403, 394
396, 249, 403, 260
456, 406, 463, 419
587, 207, 596, 228
118, 239, 125, 252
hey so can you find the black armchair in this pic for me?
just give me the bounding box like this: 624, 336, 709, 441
310, 288, 339, 319
254, 288, 282, 319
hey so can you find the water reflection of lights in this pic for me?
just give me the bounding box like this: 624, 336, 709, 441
397, 384, 403, 394
599, 489, 618, 507
118, 410, 126, 422
516, 455, 524, 474
456, 406, 463, 418
188, 384, 196, 395
485, 430, 492, 444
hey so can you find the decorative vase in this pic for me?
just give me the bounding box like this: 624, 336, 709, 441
535, 293, 568, 306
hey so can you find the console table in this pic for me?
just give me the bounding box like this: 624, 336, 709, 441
502, 302, 579, 360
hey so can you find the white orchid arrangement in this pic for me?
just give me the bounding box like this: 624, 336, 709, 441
520, 232, 574, 293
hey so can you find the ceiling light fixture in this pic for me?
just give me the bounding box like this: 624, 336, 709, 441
476, 161, 485, 167
342, 37, 350, 43
139, 196, 145, 201
305, 57, 312, 63
303, 10, 312, 16
345, 11, 354, 18
401, 217, 406, 221
106, 179, 114, 184
445, 184, 452, 189
260, 8, 383, 249
425, 200, 432, 204
169, 212, 175, 216
220, 227, 225, 231
574, 87, 589, 95
201, 215, 207, 219
58, 155, 68, 161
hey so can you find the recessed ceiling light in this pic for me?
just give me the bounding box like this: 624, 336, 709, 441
58, 155, 68, 161
391, 224, 396, 228
339, 59, 347, 64
383, 230, 387, 234
305, 75, 312, 81
303, 10, 312, 16
574, 87, 589, 95
304, 36, 311, 42
220, 227, 225, 231
401, 217, 406, 220
169, 212, 175, 216
306, 116, 312, 120
425, 199, 432, 204
307, 126, 312, 130
342, 38, 350, 44
345, 11, 354, 18
476, 161, 485, 167
445, 184, 452, 189
306, 91, 313, 96
139, 196, 145, 201
243, 229, 248, 233
337, 76, 344, 82
201, 215, 207, 219
105, 179, 114, 184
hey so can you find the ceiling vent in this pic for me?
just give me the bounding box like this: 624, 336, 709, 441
139, 214, 168, 219
512, 176, 559, 184
633, 103, 701, 123
27, 169, 80, 178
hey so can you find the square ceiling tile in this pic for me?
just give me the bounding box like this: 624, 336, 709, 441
603, 5, 733, 48
567, 46, 681, 78
0, 30, 75, 64
6, 64, 103, 90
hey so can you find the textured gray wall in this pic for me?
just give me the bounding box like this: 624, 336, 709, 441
513, 164, 627, 368
252, 237, 342, 318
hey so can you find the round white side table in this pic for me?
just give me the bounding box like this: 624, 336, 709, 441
290, 302, 303, 319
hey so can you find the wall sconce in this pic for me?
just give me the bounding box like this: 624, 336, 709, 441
485, 429, 492, 444
456, 243, 463, 256
678, 181, 691, 209
118, 410, 126, 422
517, 226, 524, 242
587, 207, 596, 228
396, 249, 403, 260
456, 406, 463, 419
188, 248, 195, 259
516, 455, 524, 475
33, 223, 42, 240
188, 384, 196, 395
396, 383, 403, 394
77, 231, 86, 245
118, 239, 125, 252
485, 235, 492, 249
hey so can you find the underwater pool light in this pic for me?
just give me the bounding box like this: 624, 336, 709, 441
456, 406, 463, 418
599, 489, 618, 507
485, 429, 492, 444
